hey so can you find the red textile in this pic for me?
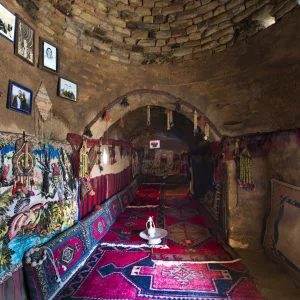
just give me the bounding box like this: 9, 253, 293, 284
80, 166, 132, 219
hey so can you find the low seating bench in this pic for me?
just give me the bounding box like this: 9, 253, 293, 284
23, 178, 139, 300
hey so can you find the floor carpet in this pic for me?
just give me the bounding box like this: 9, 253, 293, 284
54, 246, 264, 300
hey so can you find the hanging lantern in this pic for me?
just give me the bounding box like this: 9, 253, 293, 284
193, 110, 198, 135
204, 123, 210, 140
147, 105, 151, 126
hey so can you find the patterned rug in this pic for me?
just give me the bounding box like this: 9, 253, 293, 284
100, 206, 166, 248
130, 186, 161, 206
54, 246, 264, 300
152, 205, 240, 264
264, 179, 300, 285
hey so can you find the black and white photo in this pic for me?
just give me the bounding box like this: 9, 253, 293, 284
15, 15, 35, 65
58, 77, 78, 101
0, 3, 15, 42
7, 80, 33, 115
39, 38, 59, 74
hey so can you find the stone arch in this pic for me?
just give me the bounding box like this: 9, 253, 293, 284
86, 89, 221, 141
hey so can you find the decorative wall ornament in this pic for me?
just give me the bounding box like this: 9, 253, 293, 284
109, 145, 117, 165
204, 123, 210, 140
238, 148, 255, 191
35, 83, 52, 121
79, 140, 88, 178
193, 110, 198, 135
119, 118, 124, 128
165, 109, 170, 131
147, 105, 151, 126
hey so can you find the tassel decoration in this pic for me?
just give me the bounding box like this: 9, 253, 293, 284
165, 109, 170, 130
170, 110, 174, 127
204, 123, 210, 140
147, 105, 151, 126
80, 140, 89, 178
119, 118, 124, 128
193, 110, 198, 135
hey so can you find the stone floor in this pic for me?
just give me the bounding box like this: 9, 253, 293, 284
238, 250, 300, 300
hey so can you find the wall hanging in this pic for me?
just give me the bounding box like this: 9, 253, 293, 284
58, 77, 78, 102
39, 37, 60, 75
0, 3, 15, 42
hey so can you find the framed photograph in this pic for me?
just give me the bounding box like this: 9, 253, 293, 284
14, 15, 35, 65
58, 77, 78, 102
149, 140, 160, 149
39, 37, 59, 74
7, 80, 33, 115
0, 3, 16, 42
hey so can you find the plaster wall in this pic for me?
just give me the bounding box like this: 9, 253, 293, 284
0, 1, 300, 141
226, 132, 300, 251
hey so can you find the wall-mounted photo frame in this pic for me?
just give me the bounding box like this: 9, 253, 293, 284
0, 3, 16, 42
58, 77, 78, 102
14, 15, 35, 65
7, 80, 33, 115
149, 140, 160, 149
39, 37, 59, 74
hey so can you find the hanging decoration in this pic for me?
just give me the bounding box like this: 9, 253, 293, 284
35, 83, 52, 121
109, 145, 117, 165
193, 110, 198, 135
199, 115, 206, 131
35, 83, 52, 140
238, 148, 255, 191
79, 140, 89, 178
204, 123, 210, 140
233, 138, 240, 159
170, 110, 174, 127
119, 118, 124, 129
81, 174, 95, 198
13, 132, 35, 188
147, 105, 151, 126
88, 145, 97, 173
120, 96, 129, 107
165, 109, 170, 131
98, 140, 103, 172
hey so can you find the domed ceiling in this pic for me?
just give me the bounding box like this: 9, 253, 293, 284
18, 0, 298, 64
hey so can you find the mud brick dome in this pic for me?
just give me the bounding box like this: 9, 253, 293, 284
19, 0, 298, 64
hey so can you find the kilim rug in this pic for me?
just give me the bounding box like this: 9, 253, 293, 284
54, 246, 264, 300
152, 205, 240, 264
100, 206, 167, 248
264, 179, 300, 285
131, 186, 161, 206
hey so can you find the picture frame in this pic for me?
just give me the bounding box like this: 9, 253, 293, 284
58, 77, 78, 102
149, 140, 160, 149
39, 37, 60, 74
14, 15, 35, 65
0, 3, 16, 42
7, 80, 33, 115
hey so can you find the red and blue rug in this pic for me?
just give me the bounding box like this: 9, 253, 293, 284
54, 246, 264, 300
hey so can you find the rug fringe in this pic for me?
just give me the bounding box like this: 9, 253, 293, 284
152, 257, 241, 266
100, 242, 169, 249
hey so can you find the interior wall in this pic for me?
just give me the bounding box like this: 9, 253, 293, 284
226, 131, 300, 250
0, 1, 300, 141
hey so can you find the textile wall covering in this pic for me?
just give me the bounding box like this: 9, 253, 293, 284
0, 132, 78, 284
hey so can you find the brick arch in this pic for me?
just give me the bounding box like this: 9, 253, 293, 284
85, 89, 221, 140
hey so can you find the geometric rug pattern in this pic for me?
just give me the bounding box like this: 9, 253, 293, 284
54, 246, 264, 300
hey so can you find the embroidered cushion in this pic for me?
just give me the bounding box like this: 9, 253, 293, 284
23, 223, 90, 300
81, 206, 111, 247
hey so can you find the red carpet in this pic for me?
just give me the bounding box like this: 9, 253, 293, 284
100, 206, 166, 248
54, 246, 264, 300
130, 185, 161, 206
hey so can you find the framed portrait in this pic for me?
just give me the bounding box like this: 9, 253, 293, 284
39, 38, 59, 74
7, 80, 33, 115
0, 3, 16, 42
149, 140, 160, 149
15, 15, 35, 65
58, 77, 78, 102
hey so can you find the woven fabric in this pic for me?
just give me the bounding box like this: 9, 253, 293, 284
264, 179, 300, 284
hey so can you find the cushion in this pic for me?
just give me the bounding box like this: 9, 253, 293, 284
103, 196, 122, 224
23, 223, 90, 300
81, 207, 111, 247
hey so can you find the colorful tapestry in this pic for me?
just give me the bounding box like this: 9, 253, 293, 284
152, 200, 240, 264
264, 179, 300, 284
0, 132, 78, 283
100, 206, 165, 248
54, 246, 264, 300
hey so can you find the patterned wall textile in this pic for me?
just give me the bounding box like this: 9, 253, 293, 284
0, 132, 78, 284
103, 196, 122, 225
264, 179, 300, 284
201, 184, 222, 225
118, 188, 133, 211
81, 207, 111, 248
79, 166, 132, 219
23, 223, 90, 300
